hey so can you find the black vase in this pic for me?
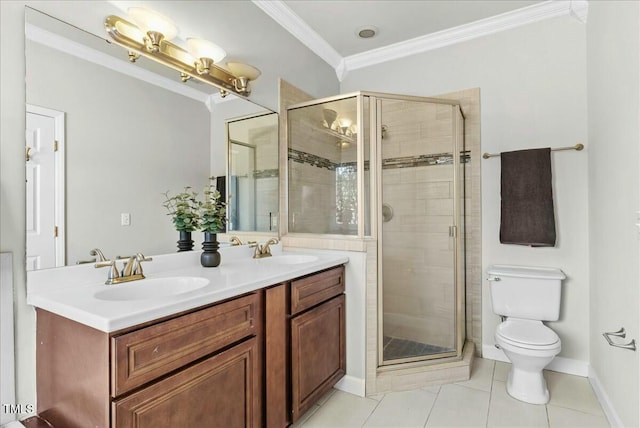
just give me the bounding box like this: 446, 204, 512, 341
201, 231, 221, 267
177, 231, 194, 252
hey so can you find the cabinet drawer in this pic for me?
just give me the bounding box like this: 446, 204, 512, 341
112, 293, 259, 396
113, 337, 261, 428
291, 265, 344, 315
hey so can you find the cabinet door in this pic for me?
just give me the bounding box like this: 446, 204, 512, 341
291, 294, 346, 422
113, 338, 261, 428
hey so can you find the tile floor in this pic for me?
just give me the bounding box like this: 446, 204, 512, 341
295, 358, 610, 428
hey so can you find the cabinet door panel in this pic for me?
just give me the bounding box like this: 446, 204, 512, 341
113, 338, 261, 428
291, 294, 346, 422
112, 293, 259, 396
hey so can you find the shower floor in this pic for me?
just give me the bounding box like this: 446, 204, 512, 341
383, 336, 454, 361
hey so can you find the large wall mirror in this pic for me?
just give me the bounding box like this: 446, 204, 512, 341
25, 7, 278, 270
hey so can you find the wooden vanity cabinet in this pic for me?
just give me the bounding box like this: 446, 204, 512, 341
266, 265, 346, 426
36, 263, 346, 428
36, 292, 262, 428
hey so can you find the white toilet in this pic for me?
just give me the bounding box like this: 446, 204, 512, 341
488, 265, 566, 405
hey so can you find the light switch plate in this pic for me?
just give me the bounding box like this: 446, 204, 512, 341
121, 213, 131, 226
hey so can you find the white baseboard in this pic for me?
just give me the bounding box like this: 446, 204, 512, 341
588, 367, 623, 428
481, 344, 589, 377
335, 375, 365, 397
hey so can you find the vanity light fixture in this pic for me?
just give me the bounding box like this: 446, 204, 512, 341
186, 38, 226, 75
105, 8, 260, 97
127, 7, 177, 53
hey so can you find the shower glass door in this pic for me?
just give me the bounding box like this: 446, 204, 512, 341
378, 96, 465, 365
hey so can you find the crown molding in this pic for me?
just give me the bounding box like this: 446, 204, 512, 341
254, 0, 588, 82
342, 0, 589, 77
251, 0, 343, 70
25, 23, 210, 104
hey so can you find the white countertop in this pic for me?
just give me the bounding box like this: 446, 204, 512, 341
27, 246, 348, 333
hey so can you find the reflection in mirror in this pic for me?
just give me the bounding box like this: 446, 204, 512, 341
25, 7, 276, 269
227, 112, 278, 232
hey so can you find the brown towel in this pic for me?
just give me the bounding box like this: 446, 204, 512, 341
500, 148, 556, 247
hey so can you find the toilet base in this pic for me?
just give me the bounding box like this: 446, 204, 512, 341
506, 366, 550, 405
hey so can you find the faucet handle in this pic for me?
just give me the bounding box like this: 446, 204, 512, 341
95, 260, 119, 283
133, 253, 152, 275
136, 253, 152, 262
229, 236, 244, 246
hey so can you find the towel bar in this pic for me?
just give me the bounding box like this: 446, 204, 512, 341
482, 143, 584, 159
603, 327, 637, 351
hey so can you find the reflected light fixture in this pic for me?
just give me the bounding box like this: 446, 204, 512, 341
105, 8, 260, 96
338, 118, 352, 136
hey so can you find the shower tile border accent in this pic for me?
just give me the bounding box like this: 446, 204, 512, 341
288, 148, 337, 171
288, 148, 470, 172
382, 152, 470, 170
253, 168, 279, 179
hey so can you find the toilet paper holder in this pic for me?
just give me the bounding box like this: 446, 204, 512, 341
602, 327, 636, 351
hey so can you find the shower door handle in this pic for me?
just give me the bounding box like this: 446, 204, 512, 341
449, 226, 457, 237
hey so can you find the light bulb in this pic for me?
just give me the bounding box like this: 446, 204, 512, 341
226, 62, 261, 81
128, 7, 178, 40
186, 38, 227, 63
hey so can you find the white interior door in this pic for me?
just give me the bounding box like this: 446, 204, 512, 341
26, 105, 65, 270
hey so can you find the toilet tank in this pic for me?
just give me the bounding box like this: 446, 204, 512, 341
488, 265, 566, 321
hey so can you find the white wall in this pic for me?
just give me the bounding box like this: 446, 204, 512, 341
341, 16, 590, 364
587, 2, 640, 427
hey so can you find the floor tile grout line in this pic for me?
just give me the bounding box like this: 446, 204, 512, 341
485, 359, 497, 428
359, 391, 385, 427
422, 384, 442, 428
544, 403, 551, 428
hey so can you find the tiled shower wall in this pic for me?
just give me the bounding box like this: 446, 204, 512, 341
380, 100, 457, 350
287, 106, 358, 235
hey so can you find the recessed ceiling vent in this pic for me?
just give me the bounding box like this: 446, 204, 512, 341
356, 26, 378, 39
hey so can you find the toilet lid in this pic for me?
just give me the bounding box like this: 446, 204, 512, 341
497, 320, 559, 346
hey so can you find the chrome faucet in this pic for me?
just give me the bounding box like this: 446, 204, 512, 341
249, 238, 279, 259
95, 253, 153, 285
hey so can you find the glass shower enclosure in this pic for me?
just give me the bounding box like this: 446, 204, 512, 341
287, 92, 466, 367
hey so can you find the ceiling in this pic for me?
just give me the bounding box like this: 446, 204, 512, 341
252, 0, 588, 80
280, 0, 543, 57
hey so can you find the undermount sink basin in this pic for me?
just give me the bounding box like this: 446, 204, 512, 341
261, 254, 319, 265
94, 276, 209, 301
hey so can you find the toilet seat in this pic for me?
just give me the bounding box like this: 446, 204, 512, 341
496, 319, 560, 350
